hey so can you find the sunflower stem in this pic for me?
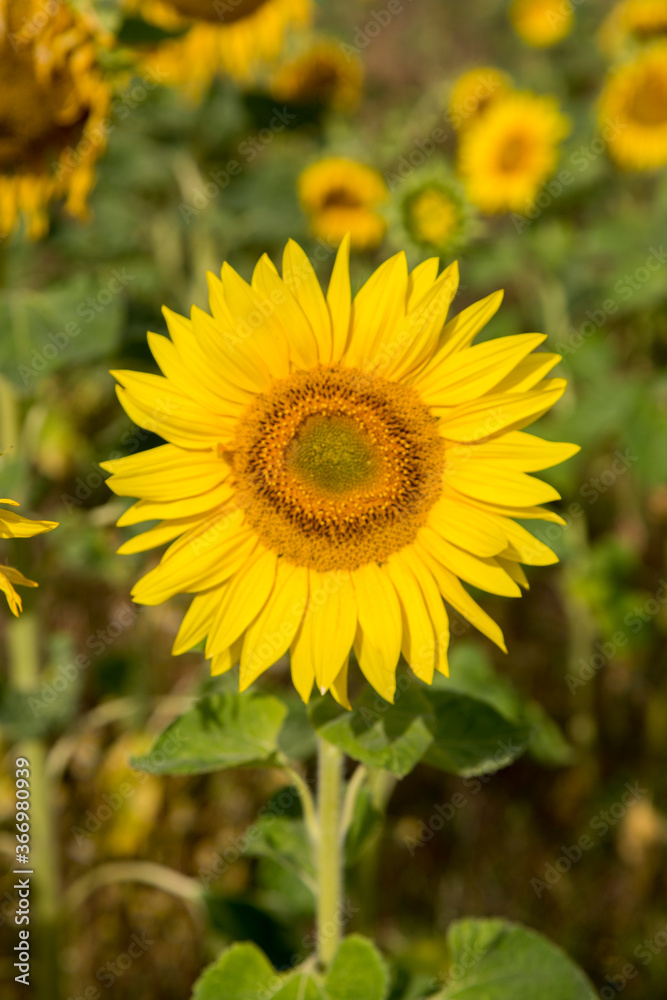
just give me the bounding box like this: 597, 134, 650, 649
316, 736, 344, 968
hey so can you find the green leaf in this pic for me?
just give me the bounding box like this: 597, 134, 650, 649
309, 677, 530, 779
438, 643, 574, 768
132, 691, 289, 774
272, 973, 325, 999
421, 689, 531, 776
308, 687, 434, 778
243, 813, 316, 891
325, 935, 390, 1000
344, 786, 383, 867
0, 277, 124, 389
191, 943, 276, 1000
437, 919, 595, 999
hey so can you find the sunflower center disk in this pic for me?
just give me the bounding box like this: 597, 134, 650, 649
167, 0, 269, 23
232, 365, 445, 572
0, 34, 89, 168
285, 414, 381, 495
628, 74, 667, 126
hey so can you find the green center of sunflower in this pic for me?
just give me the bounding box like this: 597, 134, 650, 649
285, 414, 381, 495
166, 0, 269, 23
232, 365, 444, 572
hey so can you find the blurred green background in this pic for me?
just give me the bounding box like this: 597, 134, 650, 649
1, 1, 667, 998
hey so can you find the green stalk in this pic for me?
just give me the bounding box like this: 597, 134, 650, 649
8, 612, 61, 1000
316, 737, 344, 968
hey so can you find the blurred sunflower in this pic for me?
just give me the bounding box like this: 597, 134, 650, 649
0, 495, 58, 616
104, 239, 577, 706
270, 39, 363, 112
457, 92, 570, 214
599, 0, 667, 56
509, 0, 574, 47
598, 42, 667, 169
448, 66, 513, 131
389, 168, 475, 259
0, 0, 110, 239
127, 0, 312, 94
298, 157, 388, 250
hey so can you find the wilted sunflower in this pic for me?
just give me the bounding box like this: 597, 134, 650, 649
457, 92, 570, 214
270, 38, 363, 113
509, 0, 574, 47
127, 0, 312, 94
298, 158, 388, 250
0, 0, 111, 239
448, 66, 513, 131
598, 42, 667, 170
599, 0, 667, 57
389, 168, 475, 259
104, 238, 578, 706
0, 496, 58, 615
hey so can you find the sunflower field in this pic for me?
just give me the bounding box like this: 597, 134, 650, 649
1, 0, 667, 998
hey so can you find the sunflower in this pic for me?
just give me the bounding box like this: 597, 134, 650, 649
298, 158, 388, 250
127, 0, 312, 94
0, 0, 111, 239
0, 497, 58, 615
270, 38, 363, 112
509, 0, 574, 47
457, 92, 570, 214
598, 43, 667, 170
389, 168, 475, 259
103, 238, 578, 706
448, 66, 513, 131
599, 0, 667, 57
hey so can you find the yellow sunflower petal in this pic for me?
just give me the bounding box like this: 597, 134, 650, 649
117, 518, 198, 555
116, 479, 235, 524
0, 508, 58, 538
330, 657, 351, 710
416, 544, 507, 652
494, 518, 559, 566
428, 494, 509, 557
211, 638, 243, 677
470, 431, 580, 471
131, 510, 256, 604
240, 561, 309, 693
437, 380, 566, 441
206, 548, 278, 656
447, 462, 560, 506
251, 254, 320, 368
425, 290, 504, 368
102, 443, 228, 501
351, 563, 401, 702
114, 376, 233, 449
172, 585, 226, 655
291, 570, 358, 694
221, 262, 291, 378
407, 257, 440, 308
344, 252, 408, 369
326, 233, 352, 362
283, 239, 333, 362
493, 352, 562, 392
415, 333, 547, 406
419, 526, 521, 597
384, 261, 459, 381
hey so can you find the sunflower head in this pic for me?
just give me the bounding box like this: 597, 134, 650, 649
448, 66, 513, 132
457, 92, 570, 214
388, 168, 475, 259
509, 0, 574, 47
0, 0, 110, 239
127, 0, 313, 91
599, 0, 667, 57
298, 157, 388, 250
0, 494, 58, 615
598, 42, 667, 169
104, 238, 578, 708
270, 39, 363, 112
